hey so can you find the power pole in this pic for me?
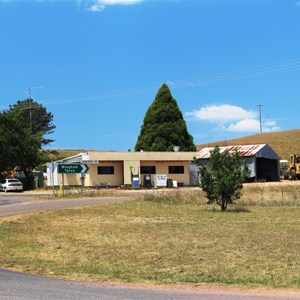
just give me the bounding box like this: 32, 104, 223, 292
257, 104, 263, 134
21, 86, 43, 99
20, 86, 43, 134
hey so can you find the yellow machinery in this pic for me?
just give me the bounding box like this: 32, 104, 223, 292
288, 154, 300, 180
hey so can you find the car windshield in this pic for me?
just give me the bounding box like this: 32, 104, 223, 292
8, 179, 20, 183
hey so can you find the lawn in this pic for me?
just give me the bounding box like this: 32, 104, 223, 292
0, 197, 300, 288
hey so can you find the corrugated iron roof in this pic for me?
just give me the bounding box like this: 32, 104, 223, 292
196, 144, 267, 159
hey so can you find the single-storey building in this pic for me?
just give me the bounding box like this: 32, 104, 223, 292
47, 151, 198, 188
196, 144, 280, 182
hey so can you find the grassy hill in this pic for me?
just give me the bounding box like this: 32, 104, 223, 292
45, 129, 300, 162
197, 129, 300, 160
42, 149, 88, 161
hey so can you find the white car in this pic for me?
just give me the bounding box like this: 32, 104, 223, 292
0, 178, 23, 192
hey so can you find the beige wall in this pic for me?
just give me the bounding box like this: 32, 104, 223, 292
123, 160, 140, 185
55, 173, 82, 186
88, 151, 197, 162
53, 151, 197, 187
88, 151, 196, 186
60, 173, 81, 186
140, 161, 191, 186
85, 162, 124, 187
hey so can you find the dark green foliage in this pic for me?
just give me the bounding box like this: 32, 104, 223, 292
135, 83, 196, 151
195, 146, 250, 211
0, 111, 42, 177
9, 98, 55, 146
0, 99, 55, 187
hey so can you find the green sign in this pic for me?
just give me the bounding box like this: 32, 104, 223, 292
58, 164, 89, 174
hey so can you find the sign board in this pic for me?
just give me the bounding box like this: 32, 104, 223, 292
81, 160, 99, 164
155, 174, 167, 187
58, 164, 89, 174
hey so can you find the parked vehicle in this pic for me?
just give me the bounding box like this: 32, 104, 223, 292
285, 154, 300, 180
0, 178, 23, 192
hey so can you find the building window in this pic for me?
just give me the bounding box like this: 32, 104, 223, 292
140, 166, 156, 174
169, 166, 184, 174
98, 166, 114, 175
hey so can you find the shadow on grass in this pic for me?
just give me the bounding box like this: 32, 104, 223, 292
210, 206, 251, 213
228, 207, 251, 213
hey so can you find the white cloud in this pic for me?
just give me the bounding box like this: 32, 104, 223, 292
185, 104, 280, 135
87, 0, 143, 12
97, 0, 142, 4
166, 80, 175, 86
226, 119, 280, 133
185, 104, 256, 122
227, 119, 260, 132
262, 120, 280, 132
0, 0, 142, 2
0, 0, 143, 11
89, 2, 105, 11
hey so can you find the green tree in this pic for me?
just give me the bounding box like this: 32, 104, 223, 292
8, 98, 55, 146
0, 112, 12, 171
196, 146, 250, 211
135, 83, 196, 151
0, 99, 55, 188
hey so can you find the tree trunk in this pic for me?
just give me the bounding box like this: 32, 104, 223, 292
221, 199, 227, 211
23, 170, 34, 191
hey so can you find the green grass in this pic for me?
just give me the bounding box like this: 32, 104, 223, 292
1, 196, 300, 288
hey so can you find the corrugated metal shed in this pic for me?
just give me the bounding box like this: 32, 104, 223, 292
196, 144, 280, 182
197, 144, 273, 159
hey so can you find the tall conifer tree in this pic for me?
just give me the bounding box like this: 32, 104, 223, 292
135, 83, 196, 151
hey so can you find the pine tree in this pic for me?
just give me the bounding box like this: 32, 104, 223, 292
135, 83, 196, 151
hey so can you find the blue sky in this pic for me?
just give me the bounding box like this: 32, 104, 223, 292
1, 0, 299, 151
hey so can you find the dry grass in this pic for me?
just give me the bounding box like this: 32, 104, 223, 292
45, 129, 300, 162
42, 149, 87, 161
48, 129, 300, 162
242, 182, 300, 206
47, 186, 120, 199
143, 182, 300, 207
1, 189, 300, 288
197, 128, 300, 160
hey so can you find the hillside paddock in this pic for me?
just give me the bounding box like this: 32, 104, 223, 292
43, 180, 300, 204
0, 180, 300, 289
